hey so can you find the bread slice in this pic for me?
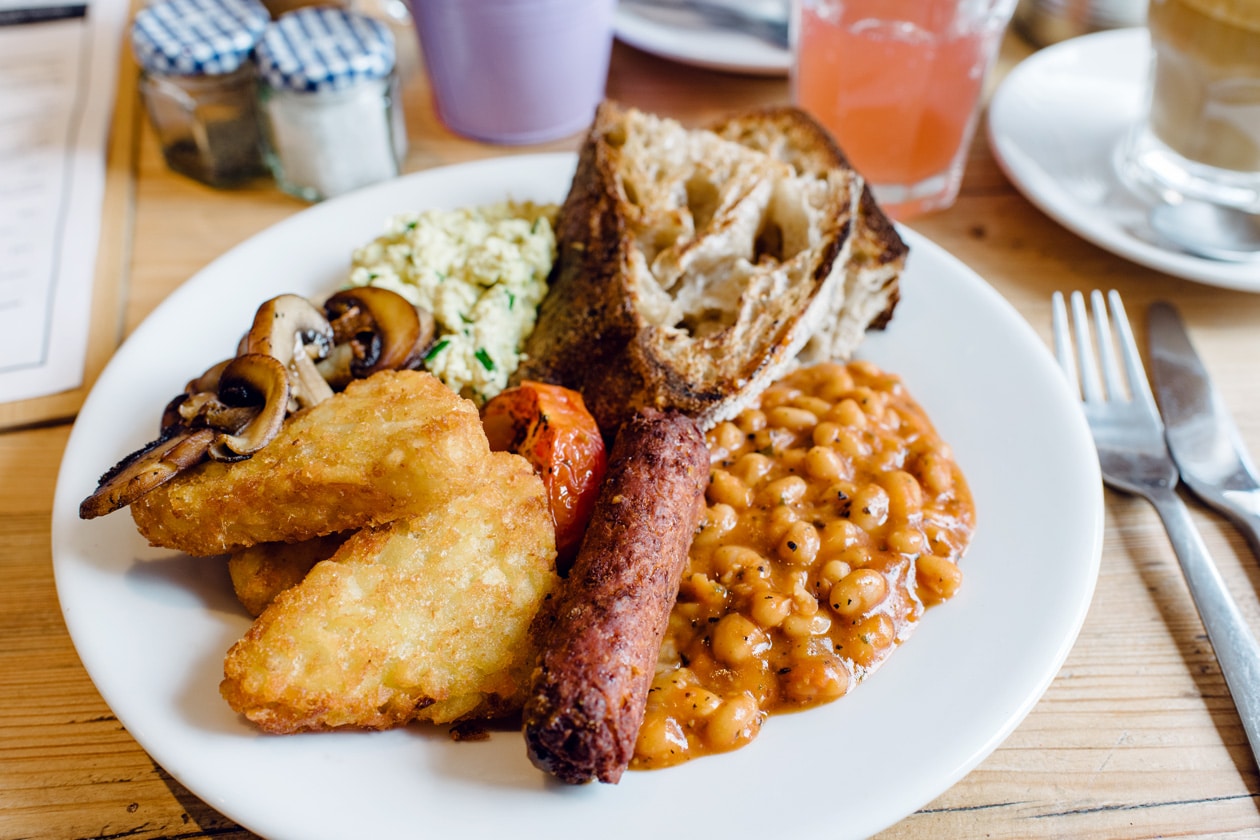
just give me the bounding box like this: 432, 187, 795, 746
512, 101, 906, 433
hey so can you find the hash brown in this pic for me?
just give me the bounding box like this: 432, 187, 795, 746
221, 450, 558, 732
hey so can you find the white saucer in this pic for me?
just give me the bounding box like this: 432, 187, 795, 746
614, 1, 789, 76
988, 28, 1260, 293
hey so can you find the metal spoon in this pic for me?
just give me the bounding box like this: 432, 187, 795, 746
1149, 199, 1260, 263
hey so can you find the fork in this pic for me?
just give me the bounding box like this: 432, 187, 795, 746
1053, 289, 1260, 766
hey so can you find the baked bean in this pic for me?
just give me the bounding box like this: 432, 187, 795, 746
703, 692, 762, 750
818, 559, 852, 588
692, 503, 737, 548
834, 427, 871, 459
915, 452, 955, 496
781, 612, 832, 639
814, 364, 854, 401
779, 447, 808, 475
791, 395, 833, 417
777, 520, 820, 566
767, 405, 819, 432
712, 613, 769, 665
830, 397, 867, 429
680, 572, 728, 610
708, 470, 752, 509
812, 421, 842, 446
805, 445, 845, 481
633, 361, 974, 771
683, 687, 723, 718
635, 714, 689, 764
819, 519, 860, 557
781, 655, 850, 703
731, 452, 773, 486
760, 475, 808, 507
712, 545, 769, 583
735, 408, 766, 434
887, 528, 927, 555
849, 483, 889, 531
882, 470, 923, 519
750, 592, 792, 628
917, 553, 964, 604
829, 568, 887, 618
713, 421, 745, 453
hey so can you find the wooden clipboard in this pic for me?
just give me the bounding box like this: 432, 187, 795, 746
0, 41, 137, 432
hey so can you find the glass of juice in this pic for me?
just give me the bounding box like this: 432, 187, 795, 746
1117, 0, 1260, 213
793, 0, 1018, 220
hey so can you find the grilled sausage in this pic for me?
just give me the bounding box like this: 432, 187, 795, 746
523, 408, 708, 784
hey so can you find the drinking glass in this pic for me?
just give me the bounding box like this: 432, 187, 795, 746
1117, 0, 1260, 213
792, 0, 1018, 220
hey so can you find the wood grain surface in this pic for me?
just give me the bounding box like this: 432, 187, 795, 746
2, 19, 1259, 840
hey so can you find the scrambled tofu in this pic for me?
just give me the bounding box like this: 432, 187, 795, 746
347, 202, 557, 404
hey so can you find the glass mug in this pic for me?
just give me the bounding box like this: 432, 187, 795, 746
793, 0, 1018, 220
1119, 0, 1260, 213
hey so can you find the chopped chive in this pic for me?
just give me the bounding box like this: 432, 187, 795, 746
424, 338, 450, 362
475, 348, 495, 371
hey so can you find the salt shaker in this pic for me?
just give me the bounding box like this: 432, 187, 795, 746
254, 7, 408, 202
131, 0, 270, 187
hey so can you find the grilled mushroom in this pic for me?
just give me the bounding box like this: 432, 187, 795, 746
244, 294, 335, 408
319, 287, 433, 387
206, 353, 292, 461
79, 428, 216, 519
80, 290, 423, 520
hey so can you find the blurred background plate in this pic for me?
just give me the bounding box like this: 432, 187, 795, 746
614, 0, 790, 75
988, 28, 1260, 292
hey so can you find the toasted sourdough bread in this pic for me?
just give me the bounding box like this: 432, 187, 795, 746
511, 101, 907, 434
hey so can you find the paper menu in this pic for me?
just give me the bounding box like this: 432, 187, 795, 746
0, 0, 127, 406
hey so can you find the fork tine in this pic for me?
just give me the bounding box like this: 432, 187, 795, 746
1090, 290, 1126, 401
1106, 290, 1159, 413
1051, 292, 1080, 396
1069, 291, 1103, 404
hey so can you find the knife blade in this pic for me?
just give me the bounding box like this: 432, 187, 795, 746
1148, 300, 1260, 557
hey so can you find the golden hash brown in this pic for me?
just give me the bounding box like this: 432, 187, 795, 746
131, 370, 489, 556
228, 534, 348, 617
220, 450, 558, 732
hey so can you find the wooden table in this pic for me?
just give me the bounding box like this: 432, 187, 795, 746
4, 21, 1260, 840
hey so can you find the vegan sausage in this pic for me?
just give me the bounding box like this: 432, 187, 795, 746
523, 408, 708, 784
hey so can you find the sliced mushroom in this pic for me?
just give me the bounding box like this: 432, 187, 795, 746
244, 294, 335, 408
322, 287, 433, 386
206, 353, 291, 461
79, 427, 216, 519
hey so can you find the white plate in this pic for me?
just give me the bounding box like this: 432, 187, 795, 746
988, 28, 1260, 292
614, 1, 789, 76
53, 153, 1103, 840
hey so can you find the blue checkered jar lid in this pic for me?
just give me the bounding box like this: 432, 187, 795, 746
255, 7, 396, 94
131, 0, 269, 76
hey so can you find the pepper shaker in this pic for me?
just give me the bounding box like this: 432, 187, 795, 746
254, 7, 408, 202
131, 0, 270, 187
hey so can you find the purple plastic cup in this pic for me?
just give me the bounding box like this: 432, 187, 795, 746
410, 0, 616, 145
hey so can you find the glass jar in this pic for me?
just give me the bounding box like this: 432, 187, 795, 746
131, 0, 271, 187
254, 7, 407, 202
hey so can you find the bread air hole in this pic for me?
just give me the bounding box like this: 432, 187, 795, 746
684, 175, 719, 233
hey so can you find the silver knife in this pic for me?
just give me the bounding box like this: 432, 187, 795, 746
1148, 300, 1260, 557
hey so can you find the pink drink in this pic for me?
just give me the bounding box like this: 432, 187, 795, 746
794, 0, 1014, 218
410, 0, 616, 145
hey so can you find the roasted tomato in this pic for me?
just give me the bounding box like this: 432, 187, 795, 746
481, 381, 607, 573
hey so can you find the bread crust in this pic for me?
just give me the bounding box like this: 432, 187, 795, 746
523, 409, 708, 784
513, 101, 905, 436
